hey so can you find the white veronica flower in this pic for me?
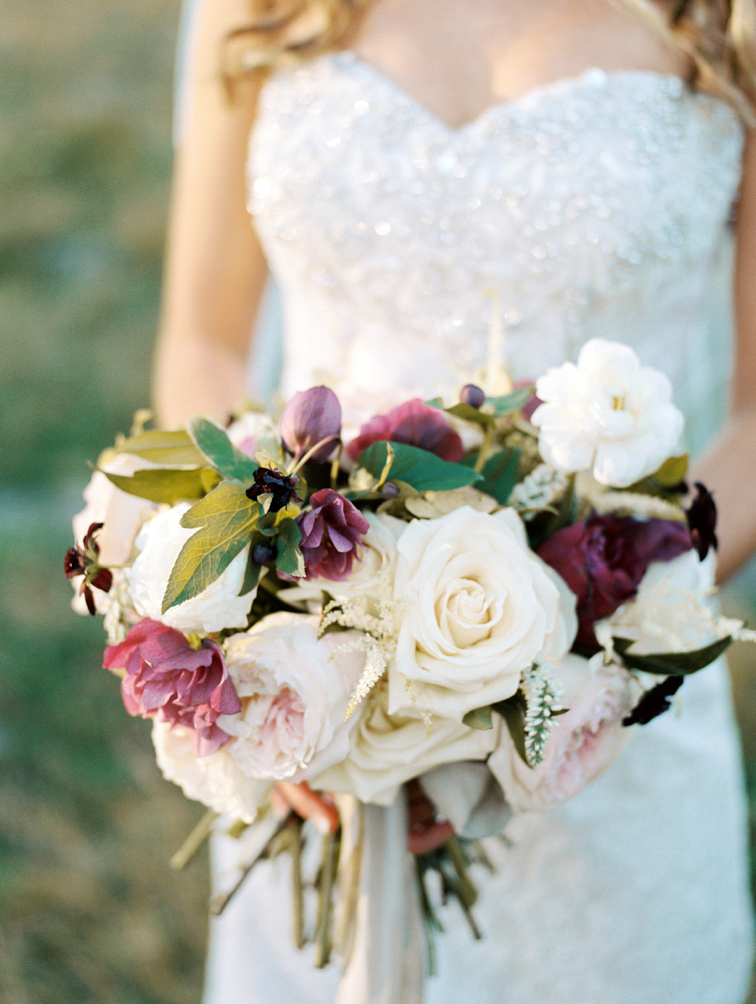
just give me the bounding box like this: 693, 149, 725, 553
218, 613, 365, 782
388, 506, 577, 720
127, 503, 254, 634
531, 338, 684, 488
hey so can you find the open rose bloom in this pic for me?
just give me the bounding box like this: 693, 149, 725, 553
68, 345, 751, 934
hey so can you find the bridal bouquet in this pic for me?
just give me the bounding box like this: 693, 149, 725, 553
65, 338, 753, 965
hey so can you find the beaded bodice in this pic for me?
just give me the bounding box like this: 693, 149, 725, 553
249, 52, 744, 450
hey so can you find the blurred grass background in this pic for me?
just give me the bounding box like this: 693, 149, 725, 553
1, 1, 755, 1001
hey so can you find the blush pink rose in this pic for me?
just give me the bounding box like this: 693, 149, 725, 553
489, 654, 639, 812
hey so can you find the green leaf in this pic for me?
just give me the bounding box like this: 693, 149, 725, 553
276, 518, 306, 578
424, 397, 445, 410
478, 448, 521, 505
485, 387, 533, 416
238, 551, 262, 598
103, 467, 222, 504
445, 403, 496, 430
613, 635, 732, 676
189, 417, 261, 482
492, 692, 529, 765
652, 454, 689, 488
355, 441, 483, 492
462, 706, 493, 730
162, 482, 259, 612
114, 429, 206, 466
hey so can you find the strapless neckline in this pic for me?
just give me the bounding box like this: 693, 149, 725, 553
329, 49, 729, 135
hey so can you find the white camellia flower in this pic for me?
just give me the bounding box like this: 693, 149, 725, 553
127, 503, 254, 634
71, 452, 158, 615
531, 338, 684, 488
218, 613, 365, 782
388, 506, 577, 720
594, 549, 721, 657
489, 653, 639, 812
313, 680, 500, 806
152, 720, 269, 824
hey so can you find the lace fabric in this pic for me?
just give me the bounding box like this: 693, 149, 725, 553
203, 54, 753, 1004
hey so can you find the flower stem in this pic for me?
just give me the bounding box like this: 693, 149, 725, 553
169, 809, 218, 871
314, 827, 341, 968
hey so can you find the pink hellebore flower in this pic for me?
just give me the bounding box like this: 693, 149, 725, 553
345, 398, 464, 462
298, 489, 370, 581
103, 619, 241, 755
537, 514, 692, 649
280, 386, 342, 462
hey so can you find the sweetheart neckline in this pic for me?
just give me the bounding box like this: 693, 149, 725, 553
328, 50, 731, 134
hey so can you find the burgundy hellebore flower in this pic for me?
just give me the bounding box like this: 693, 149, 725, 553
537, 514, 692, 649
345, 398, 464, 462
103, 619, 242, 755
64, 521, 113, 615
281, 386, 342, 462
687, 481, 718, 561
246, 467, 302, 513
298, 489, 370, 581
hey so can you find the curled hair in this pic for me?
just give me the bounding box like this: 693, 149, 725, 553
226, 0, 756, 121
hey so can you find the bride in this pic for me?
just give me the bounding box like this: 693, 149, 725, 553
154, 0, 756, 1001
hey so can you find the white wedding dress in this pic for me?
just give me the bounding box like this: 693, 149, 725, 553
203, 51, 754, 1003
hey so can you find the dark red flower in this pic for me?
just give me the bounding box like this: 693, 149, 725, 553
104, 619, 242, 755
687, 482, 718, 561
298, 489, 370, 581
64, 522, 113, 615
538, 514, 692, 649
345, 398, 464, 462
246, 467, 301, 513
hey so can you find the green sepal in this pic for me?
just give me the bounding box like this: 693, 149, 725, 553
485, 387, 533, 416
113, 428, 206, 466
102, 466, 222, 504
189, 417, 260, 483
478, 447, 521, 505
613, 635, 732, 676
275, 518, 306, 579
492, 691, 529, 765
162, 482, 259, 612
355, 441, 483, 492
444, 403, 496, 430
462, 706, 493, 730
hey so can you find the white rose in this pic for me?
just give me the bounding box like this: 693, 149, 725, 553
313, 680, 499, 806
388, 506, 577, 720
489, 654, 639, 812
532, 338, 684, 488
278, 511, 405, 614
152, 720, 270, 824
71, 453, 158, 615
594, 549, 720, 656
128, 503, 254, 634
218, 613, 364, 781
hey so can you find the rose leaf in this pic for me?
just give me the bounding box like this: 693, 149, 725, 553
102, 466, 221, 504
355, 441, 483, 492
613, 635, 732, 675
189, 417, 261, 483
492, 692, 529, 765
462, 706, 493, 730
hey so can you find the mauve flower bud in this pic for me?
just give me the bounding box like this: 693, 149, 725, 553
281, 386, 342, 462
460, 384, 485, 409
381, 482, 400, 500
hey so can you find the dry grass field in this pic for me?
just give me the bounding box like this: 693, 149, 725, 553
1, 1, 755, 1001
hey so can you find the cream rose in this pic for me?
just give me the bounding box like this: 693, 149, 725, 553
218, 613, 364, 782
489, 654, 639, 812
532, 338, 684, 488
152, 720, 270, 824
127, 503, 254, 634
388, 506, 577, 720
313, 680, 499, 806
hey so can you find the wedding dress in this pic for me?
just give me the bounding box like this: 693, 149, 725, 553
203, 51, 754, 1003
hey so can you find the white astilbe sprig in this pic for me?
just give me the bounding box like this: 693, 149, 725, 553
319, 571, 402, 720
508, 464, 569, 521
523, 663, 564, 766
584, 488, 685, 521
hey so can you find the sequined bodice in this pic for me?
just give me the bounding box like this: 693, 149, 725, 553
249, 52, 743, 449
